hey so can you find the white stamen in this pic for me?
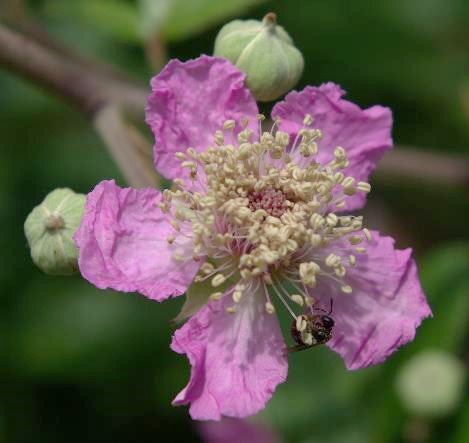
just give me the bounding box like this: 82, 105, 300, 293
210, 292, 222, 300
211, 274, 226, 287
291, 294, 304, 306
341, 285, 353, 294
363, 228, 372, 242
163, 113, 372, 328
265, 302, 276, 314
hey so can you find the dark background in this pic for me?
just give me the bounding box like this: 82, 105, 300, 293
1, 0, 468, 442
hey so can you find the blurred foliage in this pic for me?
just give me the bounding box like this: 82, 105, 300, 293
44, 0, 266, 43
1, 0, 468, 442
45, 0, 142, 44
138, 0, 266, 41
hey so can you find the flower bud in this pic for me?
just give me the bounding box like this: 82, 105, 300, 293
24, 188, 85, 275
395, 349, 466, 418
214, 12, 304, 102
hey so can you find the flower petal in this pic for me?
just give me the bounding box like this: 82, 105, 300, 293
171, 287, 288, 420
272, 83, 392, 210
74, 180, 199, 301
146, 55, 259, 187
314, 231, 431, 370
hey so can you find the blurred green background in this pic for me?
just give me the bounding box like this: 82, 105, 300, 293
1, 0, 468, 442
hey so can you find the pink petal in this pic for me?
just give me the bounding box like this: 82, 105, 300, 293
146, 56, 259, 188
272, 83, 392, 210
198, 417, 281, 443
171, 288, 288, 420
314, 231, 431, 370
74, 180, 199, 301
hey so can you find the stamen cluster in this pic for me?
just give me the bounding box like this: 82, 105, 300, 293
159, 114, 373, 343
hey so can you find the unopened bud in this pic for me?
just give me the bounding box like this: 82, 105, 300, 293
24, 188, 85, 275
214, 12, 304, 102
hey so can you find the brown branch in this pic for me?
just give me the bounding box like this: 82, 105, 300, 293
94, 105, 160, 189
0, 24, 148, 116
378, 146, 469, 188
0, 24, 105, 114
0, 23, 161, 188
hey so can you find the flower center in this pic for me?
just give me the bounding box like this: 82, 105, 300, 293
248, 187, 288, 217
160, 114, 373, 343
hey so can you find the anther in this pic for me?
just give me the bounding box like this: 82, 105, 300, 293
299, 262, 320, 287
200, 262, 214, 275
214, 130, 224, 145
211, 274, 226, 287
349, 236, 362, 245
336, 201, 346, 209
303, 114, 313, 126
310, 233, 323, 247
341, 285, 353, 294
186, 147, 198, 159
357, 182, 371, 193
233, 290, 243, 303
181, 161, 196, 170
326, 213, 338, 226
325, 253, 341, 268
334, 146, 347, 159
291, 294, 304, 306
223, 120, 236, 130
210, 292, 222, 301
363, 228, 372, 242
265, 302, 276, 314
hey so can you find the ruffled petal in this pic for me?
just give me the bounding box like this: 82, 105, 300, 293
171, 287, 288, 420
74, 180, 199, 301
146, 55, 259, 187
272, 83, 392, 210
313, 231, 431, 370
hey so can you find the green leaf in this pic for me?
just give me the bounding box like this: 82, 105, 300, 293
46, 0, 141, 44
172, 264, 240, 324
139, 0, 267, 42
416, 243, 469, 352
171, 279, 211, 324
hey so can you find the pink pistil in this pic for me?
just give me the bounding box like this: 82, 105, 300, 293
248, 187, 288, 217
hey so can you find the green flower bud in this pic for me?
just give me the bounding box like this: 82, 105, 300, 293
24, 188, 85, 276
214, 12, 304, 102
395, 349, 466, 418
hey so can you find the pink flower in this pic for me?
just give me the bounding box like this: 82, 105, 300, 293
75, 55, 431, 420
